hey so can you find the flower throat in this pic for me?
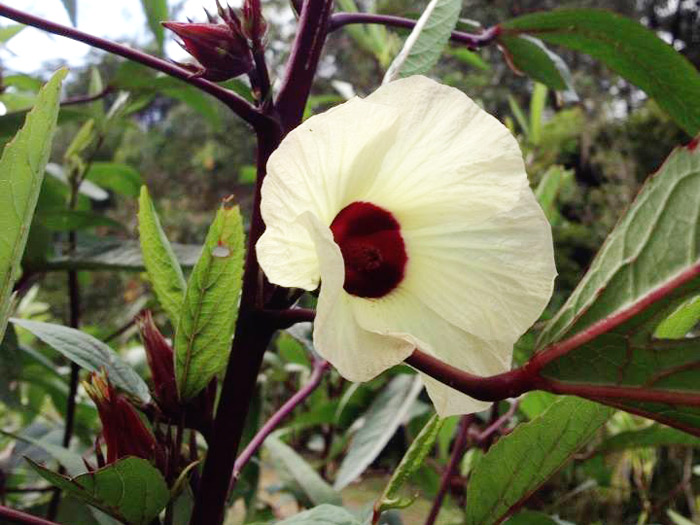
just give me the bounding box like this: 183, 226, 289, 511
330, 201, 407, 298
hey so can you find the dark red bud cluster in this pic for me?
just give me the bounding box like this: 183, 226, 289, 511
135, 310, 179, 415
162, 0, 267, 82
83, 371, 160, 466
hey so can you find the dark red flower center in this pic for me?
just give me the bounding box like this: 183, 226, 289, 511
330, 201, 407, 298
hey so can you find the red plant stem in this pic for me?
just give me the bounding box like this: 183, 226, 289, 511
190, 120, 282, 525
261, 307, 316, 328
424, 415, 474, 525
475, 399, 519, 443
229, 359, 329, 492
275, 0, 334, 131
329, 12, 501, 48
0, 506, 60, 525
527, 262, 700, 374
0, 3, 266, 129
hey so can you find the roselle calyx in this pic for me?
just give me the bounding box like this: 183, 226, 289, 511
242, 0, 267, 47
135, 310, 179, 415
162, 20, 253, 81
83, 371, 160, 465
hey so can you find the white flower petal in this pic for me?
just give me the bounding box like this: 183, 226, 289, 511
402, 185, 556, 344
258, 97, 401, 289
299, 212, 415, 380
362, 76, 528, 227
350, 287, 509, 416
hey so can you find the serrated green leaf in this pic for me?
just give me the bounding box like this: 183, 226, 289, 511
466, 397, 612, 525
502, 9, 700, 135
10, 318, 150, 403
140, 0, 168, 53
376, 413, 444, 513
334, 375, 423, 490
265, 435, 342, 507
28, 457, 169, 525
87, 163, 142, 197
0, 68, 66, 342
175, 204, 244, 400
384, 0, 461, 81
598, 424, 700, 452
498, 35, 569, 92
138, 186, 187, 327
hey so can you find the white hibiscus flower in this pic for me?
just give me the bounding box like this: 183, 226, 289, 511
257, 75, 556, 416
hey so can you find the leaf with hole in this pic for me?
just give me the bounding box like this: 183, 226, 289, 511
175, 204, 244, 400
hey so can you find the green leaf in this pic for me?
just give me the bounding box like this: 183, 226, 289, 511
46, 163, 109, 201
384, 0, 461, 81
376, 413, 444, 513
655, 294, 700, 339
334, 375, 423, 490
140, 0, 168, 53
465, 397, 612, 525
667, 510, 696, 525
38, 210, 125, 232
265, 435, 342, 507
10, 318, 150, 403
138, 186, 187, 325
0, 24, 24, 44
497, 35, 570, 92
598, 424, 700, 452
504, 511, 564, 525
41, 238, 201, 272
534, 165, 574, 224
532, 140, 700, 434
60, 0, 78, 26
448, 48, 490, 70
529, 83, 547, 145
502, 9, 700, 135
175, 204, 245, 400
28, 457, 169, 525
507, 95, 530, 138
0, 69, 66, 342
273, 505, 360, 525
87, 163, 142, 197
0, 429, 86, 476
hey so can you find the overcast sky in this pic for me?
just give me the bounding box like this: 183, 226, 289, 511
2, 0, 214, 74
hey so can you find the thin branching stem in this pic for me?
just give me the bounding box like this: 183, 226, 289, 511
229, 358, 329, 493
329, 12, 501, 48
0, 3, 268, 129
0, 505, 61, 525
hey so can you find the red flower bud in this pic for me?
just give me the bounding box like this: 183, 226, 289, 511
83, 371, 158, 465
135, 310, 179, 415
162, 21, 253, 81
242, 0, 267, 46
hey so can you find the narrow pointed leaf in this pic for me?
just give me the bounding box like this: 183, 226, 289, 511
384, 0, 461, 82
0, 69, 66, 342
334, 375, 423, 490
140, 0, 168, 53
265, 435, 342, 507
376, 412, 444, 512
502, 9, 700, 135
60, 0, 78, 26
274, 504, 361, 525
175, 204, 244, 400
28, 457, 169, 525
138, 186, 187, 326
466, 397, 612, 525
10, 318, 150, 403
497, 35, 571, 92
